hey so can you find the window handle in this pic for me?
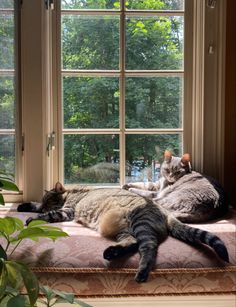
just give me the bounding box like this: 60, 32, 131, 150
45, 0, 54, 10
47, 131, 56, 156
207, 0, 216, 9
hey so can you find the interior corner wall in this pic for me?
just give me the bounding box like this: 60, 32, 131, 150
224, 0, 236, 205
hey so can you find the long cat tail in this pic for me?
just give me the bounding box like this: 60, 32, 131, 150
167, 215, 229, 263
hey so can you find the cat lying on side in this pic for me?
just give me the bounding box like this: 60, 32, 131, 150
123, 150, 228, 223
17, 183, 229, 282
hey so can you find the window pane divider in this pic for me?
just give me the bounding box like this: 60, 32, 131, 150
0, 8, 14, 14
62, 70, 120, 77
124, 10, 184, 16
0, 129, 15, 134
62, 128, 183, 135
125, 129, 183, 134
61, 9, 184, 17
62, 70, 184, 77
0, 69, 15, 76
63, 129, 120, 134
125, 70, 184, 77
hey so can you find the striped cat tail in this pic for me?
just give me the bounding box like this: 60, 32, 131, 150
167, 215, 229, 263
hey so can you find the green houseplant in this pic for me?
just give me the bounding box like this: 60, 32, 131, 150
0, 172, 91, 307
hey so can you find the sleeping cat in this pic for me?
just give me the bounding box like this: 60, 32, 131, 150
17, 183, 229, 282
123, 150, 228, 223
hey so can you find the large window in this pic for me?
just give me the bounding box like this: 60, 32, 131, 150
0, 0, 17, 179
0, 0, 225, 201
60, 0, 184, 185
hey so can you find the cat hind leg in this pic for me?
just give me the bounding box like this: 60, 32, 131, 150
103, 231, 138, 260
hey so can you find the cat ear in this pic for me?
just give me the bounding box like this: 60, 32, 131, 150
181, 153, 190, 164
164, 150, 172, 162
55, 182, 66, 193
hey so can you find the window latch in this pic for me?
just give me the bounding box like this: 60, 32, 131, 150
47, 131, 56, 156
207, 0, 216, 8
45, 0, 54, 10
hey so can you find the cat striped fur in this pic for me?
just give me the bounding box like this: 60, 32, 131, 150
123, 150, 228, 223
17, 183, 229, 282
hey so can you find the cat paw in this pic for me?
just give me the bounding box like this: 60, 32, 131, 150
122, 184, 131, 190
103, 245, 124, 260
17, 203, 32, 212
134, 270, 149, 283
25, 217, 34, 226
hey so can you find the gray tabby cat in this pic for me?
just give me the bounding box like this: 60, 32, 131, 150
123, 150, 228, 223
17, 182, 229, 282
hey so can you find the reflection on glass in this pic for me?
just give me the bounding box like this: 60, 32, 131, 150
0, 134, 15, 175
62, 15, 119, 70
125, 77, 183, 129
125, 134, 182, 182
64, 134, 120, 184
126, 0, 184, 10
0, 77, 15, 129
63, 77, 119, 128
0, 13, 14, 69
61, 0, 120, 10
126, 16, 184, 70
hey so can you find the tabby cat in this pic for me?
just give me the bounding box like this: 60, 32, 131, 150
123, 150, 228, 223
17, 182, 229, 282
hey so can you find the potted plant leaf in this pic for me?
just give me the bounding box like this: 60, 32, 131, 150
0, 172, 91, 307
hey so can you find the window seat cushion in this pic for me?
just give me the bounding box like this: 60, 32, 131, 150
0, 204, 235, 297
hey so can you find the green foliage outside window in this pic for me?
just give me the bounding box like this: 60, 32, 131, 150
62, 0, 184, 183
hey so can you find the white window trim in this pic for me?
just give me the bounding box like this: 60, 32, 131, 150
7, 0, 226, 202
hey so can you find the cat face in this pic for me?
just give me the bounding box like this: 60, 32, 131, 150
41, 182, 66, 210
160, 150, 191, 183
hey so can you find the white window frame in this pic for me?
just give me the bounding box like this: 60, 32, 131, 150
0, 1, 22, 203
4, 0, 226, 202
56, 1, 185, 186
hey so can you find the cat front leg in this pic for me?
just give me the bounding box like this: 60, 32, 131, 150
17, 202, 43, 213
122, 181, 157, 191
128, 188, 158, 199
25, 207, 75, 225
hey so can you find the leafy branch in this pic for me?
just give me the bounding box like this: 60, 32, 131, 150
0, 166, 92, 307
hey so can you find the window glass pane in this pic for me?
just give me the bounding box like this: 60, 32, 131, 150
126, 0, 184, 10
64, 134, 120, 184
0, 2, 16, 179
61, 0, 120, 10
0, 76, 15, 129
126, 16, 184, 70
0, 134, 15, 175
126, 77, 183, 129
62, 15, 119, 70
0, 13, 14, 69
63, 77, 119, 128
125, 134, 182, 182
0, 0, 14, 9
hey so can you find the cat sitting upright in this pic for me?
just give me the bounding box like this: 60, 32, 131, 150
123, 150, 228, 223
